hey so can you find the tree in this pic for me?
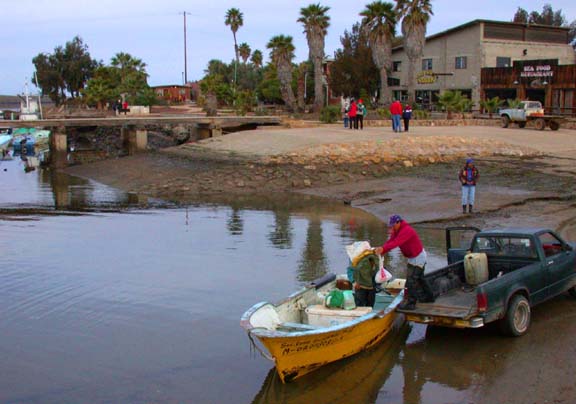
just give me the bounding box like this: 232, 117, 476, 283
267, 35, 298, 111
82, 53, 156, 108
32, 36, 98, 105
395, 0, 433, 104
238, 42, 251, 63
437, 90, 464, 119
225, 8, 244, 87
251, 50, 263, 68
298, 3, 331, 112
512, 4, 576, 45
480, 96, 504, 118
329, 22, 380, 101
360, 1, 397, 105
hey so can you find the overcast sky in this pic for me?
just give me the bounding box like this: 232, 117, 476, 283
1, 0, 574, 95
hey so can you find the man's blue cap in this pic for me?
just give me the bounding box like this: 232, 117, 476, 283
389, 214, 402, 226
466, 158, 473, 164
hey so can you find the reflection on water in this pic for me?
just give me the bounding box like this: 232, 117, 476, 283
0, 161, 472, 404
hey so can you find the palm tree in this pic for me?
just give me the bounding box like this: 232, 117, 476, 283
437, 90, 463, 119
238, 42, 251, 64
225, 8, 244, 87
267, 35, 298, 111
111, 52, 147, 80
250, 50, 263, 68
298, 3, 331, 112
395, 0, 433, 103
360, 1, 396, 105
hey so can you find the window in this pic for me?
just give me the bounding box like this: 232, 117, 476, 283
422, 58, 433, 70
496, 57, 511, 67
473, 236, 537, 258
539, 232, 565, 257
455, 56, 467, 69
388, 77, 400, 86
393, 61, 402, 72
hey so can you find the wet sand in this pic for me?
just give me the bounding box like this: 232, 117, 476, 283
65, 124, 576, 403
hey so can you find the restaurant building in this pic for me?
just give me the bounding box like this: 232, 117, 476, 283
389, 19, 576, 113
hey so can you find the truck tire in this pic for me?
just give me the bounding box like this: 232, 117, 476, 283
499, 294, 531, 337
500, 115, 510, 128
518, 122, 526, 128
534, 118, 546, 131
549, 121, 560, 131
568, 286, 576, 298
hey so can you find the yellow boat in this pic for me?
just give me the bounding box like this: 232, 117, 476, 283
240, 272, 405, 383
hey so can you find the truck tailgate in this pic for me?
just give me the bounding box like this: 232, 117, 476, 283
397, 288, 477, 319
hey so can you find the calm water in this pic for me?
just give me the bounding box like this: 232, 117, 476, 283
3, 156, 565, 403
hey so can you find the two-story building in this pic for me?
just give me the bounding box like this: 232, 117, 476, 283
389, 19, 575, 112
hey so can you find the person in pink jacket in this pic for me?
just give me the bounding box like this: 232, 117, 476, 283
375, 214, 435, 309
348, 98, 358, 130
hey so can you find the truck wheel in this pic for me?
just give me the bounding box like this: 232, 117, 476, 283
534, 118, 546, 131
499, 295, 531, 337
518, 122, 526, 128
549, 121, 560, 131
500, 115, 510, 128
568, 286, 576, 298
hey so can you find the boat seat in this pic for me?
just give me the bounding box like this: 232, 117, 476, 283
276, 322, 320, 332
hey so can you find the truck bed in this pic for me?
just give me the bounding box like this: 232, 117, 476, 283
397, 287, 476, 318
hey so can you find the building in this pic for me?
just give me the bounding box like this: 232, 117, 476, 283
152, 84, 193, 103
389, 19, 576, 112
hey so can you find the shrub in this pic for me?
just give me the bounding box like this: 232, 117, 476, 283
319, 105, 340, 123
376, 108, 391, 119
414, 110, 430, 120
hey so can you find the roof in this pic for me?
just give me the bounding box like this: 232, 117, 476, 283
392, 19, 571, 52
477, 228, 550, 236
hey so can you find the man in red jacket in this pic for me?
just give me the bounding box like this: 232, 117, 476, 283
375, 214, 435, 309
389, 100, 403, 132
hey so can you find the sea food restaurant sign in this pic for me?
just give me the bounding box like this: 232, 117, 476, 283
514, 59, 557, 83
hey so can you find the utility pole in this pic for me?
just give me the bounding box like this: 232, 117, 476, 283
181, 11, 191, 84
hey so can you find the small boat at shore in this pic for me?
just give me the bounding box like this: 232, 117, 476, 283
241, 270, 405, 383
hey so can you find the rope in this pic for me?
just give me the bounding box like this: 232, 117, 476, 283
248, 330, 275, 362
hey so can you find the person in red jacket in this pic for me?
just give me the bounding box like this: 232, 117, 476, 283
374, 214, 435, 309
389, 100, 403, 132
348, 98, 358, 130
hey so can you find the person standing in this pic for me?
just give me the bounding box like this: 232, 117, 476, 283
459, 158, 479, 214
402, 104, 413, 132
374, 214, 434, 310
357, 99, 367, 130
341, 96, 350, 128
348, 98, 358, 130
390, 99, 402, 132
353, 254, 378, 307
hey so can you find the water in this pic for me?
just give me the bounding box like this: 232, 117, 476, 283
2, 157, 570, 403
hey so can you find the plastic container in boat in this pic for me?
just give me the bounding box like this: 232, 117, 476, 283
305, 305, 372, 328
342, 290, 356, 310
464, 253, 489, 285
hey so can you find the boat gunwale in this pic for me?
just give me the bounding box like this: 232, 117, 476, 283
241, 288, 404, 338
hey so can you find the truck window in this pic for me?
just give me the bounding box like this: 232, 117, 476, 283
473, 236, 537, 259
539, 232, 564, 257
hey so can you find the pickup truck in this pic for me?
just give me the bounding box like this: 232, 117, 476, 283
397, 227, 576, 336
499, 101, 563, 131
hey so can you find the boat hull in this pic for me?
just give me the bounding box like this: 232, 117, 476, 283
258, 309, 398, 383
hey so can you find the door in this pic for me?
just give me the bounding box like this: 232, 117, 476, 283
526, 89, 545, 105
538, 231, 575, 297
446, 226, 481, 264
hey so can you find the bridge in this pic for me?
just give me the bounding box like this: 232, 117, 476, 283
1, 116, 282, 168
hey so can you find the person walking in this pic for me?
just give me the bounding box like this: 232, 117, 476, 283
357, 99, 367, 130
348, 98, 358, 130
459, 158, 479, 214
390, 99, 402, 132
402, 104, 413, 132
374, 214, 434, 310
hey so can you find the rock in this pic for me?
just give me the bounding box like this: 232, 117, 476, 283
292, 180, 299, 187
403, 160, 413, 168
236, 181, 245, 187
303, 179, 312, 187
304, 165, 317, 170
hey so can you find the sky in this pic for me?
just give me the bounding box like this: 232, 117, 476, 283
1, 0, 575, 95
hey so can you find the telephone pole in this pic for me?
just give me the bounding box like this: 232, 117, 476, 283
181, 11, 191, 84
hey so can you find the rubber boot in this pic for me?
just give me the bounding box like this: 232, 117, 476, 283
462, 205, 467, 214
469, 204, 473, 214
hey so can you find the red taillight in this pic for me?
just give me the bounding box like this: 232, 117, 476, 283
477, 292, 488, 312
